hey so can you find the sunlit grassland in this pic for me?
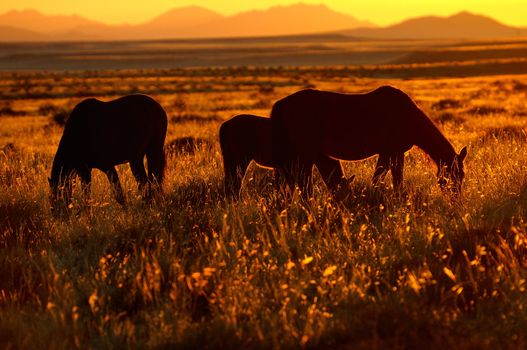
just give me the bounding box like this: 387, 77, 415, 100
1, 69, 527, 348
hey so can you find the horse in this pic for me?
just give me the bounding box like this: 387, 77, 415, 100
219, 114, 353, 199
49, 94, 167, 213
270, 86, 467, 195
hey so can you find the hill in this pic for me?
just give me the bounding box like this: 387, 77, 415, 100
0, 9, 104, 34
343, 12, 527, 39
0, 25, 48, 42
1, 8, 525, 42
0, 4, 371, 41
185, 3, 371, 38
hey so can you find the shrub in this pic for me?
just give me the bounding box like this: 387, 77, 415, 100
38, 103, 59, 116
431, 98, 463, 110
52, 109, 70, 126
0, 105, 24, 117
170, 113, 222, 124
467, 105, 507, 116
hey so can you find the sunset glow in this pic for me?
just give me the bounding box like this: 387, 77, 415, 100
1, 0, 526, 26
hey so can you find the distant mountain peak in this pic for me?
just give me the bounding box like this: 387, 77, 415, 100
404, 11, 505, 26
451, 11, 478, 18
231, 3, 344, 17
195, 2, 369, 38
147, 5, 221, 20
155, 5, 220, 15
342, 10, 524, 39
3, 8, 81, 19
3, 8, 44, 18
280, 3, 329, 9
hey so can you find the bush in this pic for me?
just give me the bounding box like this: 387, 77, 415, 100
431, 98, 463, 110
52, 109, 70, 126
0, 105, 24, 117
38, 103, 59, 116
467, 105, 507, 116
170, 113, 222, 124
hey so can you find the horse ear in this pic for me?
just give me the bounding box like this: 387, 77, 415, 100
458, 146, 467, 162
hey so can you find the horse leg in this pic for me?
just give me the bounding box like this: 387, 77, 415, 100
221, 141, 250, 199
275, 155, 311, 197
299, 169, 313, 198
78, 166, 92, 206
315, 154, 345, 193
315, 154, 355, 201
272, 169, 282, 194
389, 152, 405, 191
130, 157, 149, 198
273, 164, 294, 197
278, 164, 297, 194
224, 157, 251, 199
373, 154, 390, 187
294, 158, 314, 198
145, 142, 166, 201
146, 144, 166, 188
104, 166, 126, 205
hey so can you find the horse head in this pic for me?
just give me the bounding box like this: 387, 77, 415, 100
438, 146, 467, 195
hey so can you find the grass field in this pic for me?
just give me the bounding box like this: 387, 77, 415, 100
1, 66, 527, 348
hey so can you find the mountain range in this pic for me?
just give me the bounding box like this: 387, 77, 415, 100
0, 4, 525, 42
343, 11, 526, 39
0, 4, 370, 41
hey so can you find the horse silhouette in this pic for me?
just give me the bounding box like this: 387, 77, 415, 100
271, 86, 467, 194
219, 114, 352, 199
49, 94, 167, 212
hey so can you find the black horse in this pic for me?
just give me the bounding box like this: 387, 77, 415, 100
271, 87, 467, 195
220, 114, 352, 199
49, 94, 167, 212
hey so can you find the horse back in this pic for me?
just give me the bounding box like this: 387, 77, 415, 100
271, 87, 424, 160
60, 94, 167, 167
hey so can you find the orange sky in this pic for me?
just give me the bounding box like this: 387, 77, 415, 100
1, 0, 526, 27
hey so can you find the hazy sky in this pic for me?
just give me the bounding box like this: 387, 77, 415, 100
1, 0, 526, 27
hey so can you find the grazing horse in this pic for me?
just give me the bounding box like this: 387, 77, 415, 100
219, 114, 352, 199
49, 94, 167, 212
271, 86, 467, 194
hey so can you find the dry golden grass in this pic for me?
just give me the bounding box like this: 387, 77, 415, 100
1, 68, 527, 349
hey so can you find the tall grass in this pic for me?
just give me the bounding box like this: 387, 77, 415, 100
1, 71, 527, 348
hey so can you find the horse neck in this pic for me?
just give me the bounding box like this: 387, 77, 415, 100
415, 117, 456, 168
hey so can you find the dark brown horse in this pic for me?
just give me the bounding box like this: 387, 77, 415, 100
219, 114, 352, 198
271, 86, 467, 194
49, 94, 167, 212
